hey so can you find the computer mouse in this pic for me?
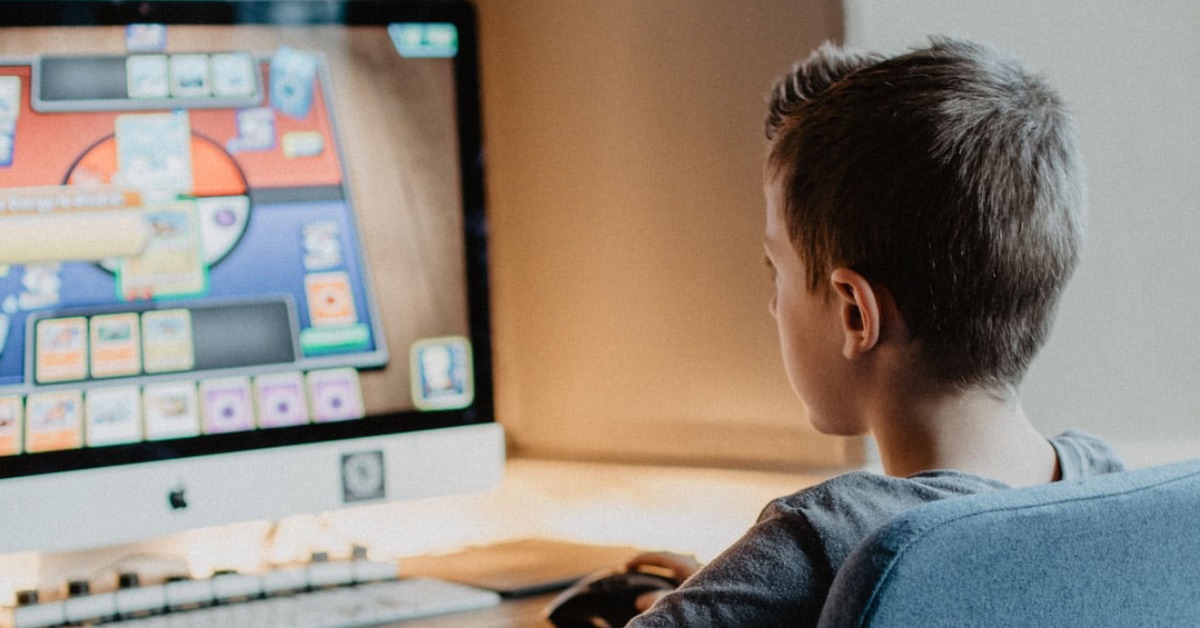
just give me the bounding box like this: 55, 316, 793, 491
544, 567, 681, 628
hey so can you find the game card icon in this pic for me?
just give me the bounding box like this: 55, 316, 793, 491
169, 53, 211, 98
35, 317, 88, 383
388, 23, 458, 59
143, 381, 200, 440
254, 371, 309, 428
0, 74, 20, 119
306, 368, 364, 423
90, 312, 142, 378
411, 336, 474, 411
115, 111, 193, 193
142, 309, 195, 373
211, 52, 257, 98
126, 55, 170, 99
305, 271, 357, 327
85, 386, 142, 447
282, 131, 324, 158
25, 390, 83, 453
19, 263, 62, 311
0, 75, 19, 168
0, 130, 12, 169
126, 24, 167, 52
227, 107, 276, 153
119, 201, 206, 300
302, 221, 342, 271
270, 46, 317, 119
0, 396, 23, 456
200, 377, 255, 434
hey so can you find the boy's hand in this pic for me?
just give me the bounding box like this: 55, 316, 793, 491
625, 551, 701, 612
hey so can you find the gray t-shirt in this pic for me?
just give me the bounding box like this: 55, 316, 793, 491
628, 430, 1125, 627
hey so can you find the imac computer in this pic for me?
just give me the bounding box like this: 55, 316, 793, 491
0, 0, 504, 556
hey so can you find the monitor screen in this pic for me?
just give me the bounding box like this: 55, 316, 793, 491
0, 0, 503, 555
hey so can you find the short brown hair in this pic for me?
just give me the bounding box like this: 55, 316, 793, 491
765, 38, 1085, 388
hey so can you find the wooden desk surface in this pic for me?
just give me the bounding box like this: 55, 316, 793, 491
391, 538, 641, 627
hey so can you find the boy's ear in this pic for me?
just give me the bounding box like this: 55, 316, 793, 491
829, 268, 881, 359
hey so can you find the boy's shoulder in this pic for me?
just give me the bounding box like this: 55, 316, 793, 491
754, 468, 1006, 570
757, 431, 1125, 560
764, 468, 1008, 530
1050, 429, 1126, 479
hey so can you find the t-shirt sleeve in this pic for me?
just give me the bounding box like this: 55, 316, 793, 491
1051, 429, 1127, 479
626, 471, 1005, 628
627, 501, 829, 627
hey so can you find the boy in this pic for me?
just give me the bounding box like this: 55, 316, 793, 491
626, 38, 1125, 626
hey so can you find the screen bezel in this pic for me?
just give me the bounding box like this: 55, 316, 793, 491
0, 0, 495, 481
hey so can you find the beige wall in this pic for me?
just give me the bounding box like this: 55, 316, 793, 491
474, 0, 863, 469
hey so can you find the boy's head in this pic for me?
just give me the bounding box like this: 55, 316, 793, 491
764, 37, 1085, 391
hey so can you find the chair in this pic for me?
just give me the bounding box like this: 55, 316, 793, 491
816, 458, 1200, 627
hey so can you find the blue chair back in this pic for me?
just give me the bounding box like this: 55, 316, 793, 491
817, 458, 1200, 627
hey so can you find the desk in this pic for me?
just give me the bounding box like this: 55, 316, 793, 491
392, 591, 556, 628
392, 537, 642, 627
0, 459, 832, 614
370, 459, 830, 627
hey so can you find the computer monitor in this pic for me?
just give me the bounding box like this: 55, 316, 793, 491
0, 0, 503, 555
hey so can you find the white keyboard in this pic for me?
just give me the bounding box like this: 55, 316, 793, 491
5, 578, 501, 628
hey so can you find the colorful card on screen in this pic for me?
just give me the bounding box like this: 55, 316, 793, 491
141, 308, 195, 373
270, 46, 317, 119
35, 317, 88, 384
90, 313, 142, 378
126, 55, 170, 99
211, 52, 257, 98
307, 368, 364, 423
168, 53, 211, 98
115, 111, 194, 193
143, 381, 200, 440
254, 371, 309, 428
200, 377, 255, 434
0, 396, 22, 456
25, 390, 83, 453
85, 386, 143, 447
119, 202, 206, 300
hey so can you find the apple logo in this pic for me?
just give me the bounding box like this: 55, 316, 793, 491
341, 451, 386, 502
168, 486, 188, 511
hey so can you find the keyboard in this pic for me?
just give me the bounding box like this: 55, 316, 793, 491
4, 576, 501, 628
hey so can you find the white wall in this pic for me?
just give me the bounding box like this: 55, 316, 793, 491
845, 1, 1200, 453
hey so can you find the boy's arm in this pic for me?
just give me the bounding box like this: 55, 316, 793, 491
624, 472, 940, 626
625, 552, 703, 611
627, 505, 830, 627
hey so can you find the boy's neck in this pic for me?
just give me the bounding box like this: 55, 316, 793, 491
868, 386, 1060, 487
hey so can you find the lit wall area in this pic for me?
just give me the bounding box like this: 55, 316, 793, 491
474, 0, 864, 470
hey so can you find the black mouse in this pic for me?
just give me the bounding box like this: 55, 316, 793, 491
544, 567, 681, 628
